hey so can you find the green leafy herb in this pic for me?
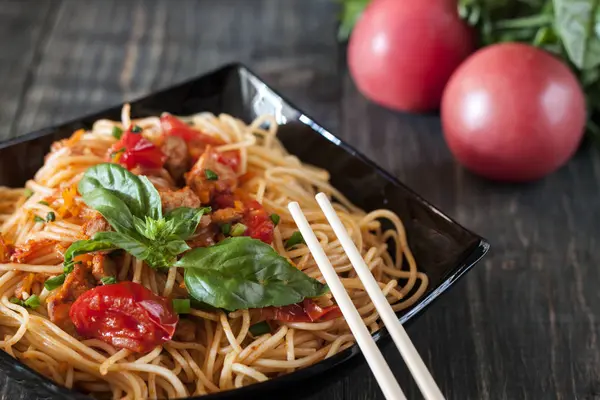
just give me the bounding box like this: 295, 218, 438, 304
176, 237, 328, 311
249, 321, 271, 336
269, 213, 280, 226
112, 126, 124, 139
100, 276, 117, 285
230, 223, 247, 237
23, 188, 33, 199
204, 169, 218, 181
221, 223, 231, 235
61, 163, 208, 274
172, 298, 191, 314
338, 0, 369, 41
33, 216, 45, 224
9, 295, 40, 309
285, 231, 305, 249
131, 125, 143, 133
38, 201, 49, 206
44, 274, 66, 291
46, 211, 56, 222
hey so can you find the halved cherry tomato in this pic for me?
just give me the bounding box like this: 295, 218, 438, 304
70, 282, 178, 353
109, 129, 166, 170
260, 298, 342, 323
160, 113, 241, 171
242, 200, 274, 244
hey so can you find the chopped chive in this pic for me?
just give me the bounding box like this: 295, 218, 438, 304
285, 231, 305, 249
112, 126, 123, 139
204, 169, 218, 181
38, 201, 49, 206
44, 274, 66, 291
24, 295, 40, 309
100, 276, 117, 285
221, 223, 231, 236
131, 125, 143, 133
46, 211, 56, 222
230, 223, 247, 237
9, 297, 22, 305
172, 299, 191, 314
63, 262, 74, 274
34, 216, 45, 224
249, 321, 271, 336
269, 213, 280, 226
23, 188, 33, 199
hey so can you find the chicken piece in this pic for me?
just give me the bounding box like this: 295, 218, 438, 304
161, 136, 190, 183
173, 318, 196, 342
82, 213, 111, 238
159, 187, 202, 214
186, 146, 238, 204
211, 207, 243, 224
0, 234, 13, 263
187, 223, 219, 249
91, 253, 117, 281
46, 264, 95, 329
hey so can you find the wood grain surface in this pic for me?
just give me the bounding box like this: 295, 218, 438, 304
0, 1, 599, 399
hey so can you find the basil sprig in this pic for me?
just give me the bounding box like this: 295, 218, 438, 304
47, 164, 209, 290
175, 237, 328, 311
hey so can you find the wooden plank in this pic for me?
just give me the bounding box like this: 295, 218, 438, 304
0, 0, 56, 139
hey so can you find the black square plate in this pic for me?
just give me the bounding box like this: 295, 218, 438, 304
0, 63, 489, 400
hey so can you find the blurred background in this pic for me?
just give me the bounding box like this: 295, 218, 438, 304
1, 1, 599, 399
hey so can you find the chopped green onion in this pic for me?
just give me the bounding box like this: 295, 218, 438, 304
24, 295, 40, 309
44, 274, 66, 291
46, 211, 56, 222
100, 276, 116, 285
63, 262, 74, 274
38, 201, 49, 206
172, 299, 191, 314
204, 169, 218, 181
249, 321, 271, 336
230, 223, 247, 237
131, 125, 143, 133
9, 297, 21, 305
221, 223, 231, 236
269, 213, 280, 226
23, 188, 33, 199
112, 126, 123, 139
111, 147, 126, 160
34, 216, 45, 224
285, 231, 305, 249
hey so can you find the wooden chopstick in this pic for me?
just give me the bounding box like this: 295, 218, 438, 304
288, 201, 407, 400
288, 193, 445, 400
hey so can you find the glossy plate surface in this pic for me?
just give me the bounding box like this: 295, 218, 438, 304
0, 64, 489, 400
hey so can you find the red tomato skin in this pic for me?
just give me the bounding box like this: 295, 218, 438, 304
242, 200, 274, 244
348, 0, 474, 112
110, 130, 166, 170
441, 43, 586, 182
70, 282, 178, 353
260, 299, 341, 322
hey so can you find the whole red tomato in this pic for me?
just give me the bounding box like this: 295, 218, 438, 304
441, 43, 586, 182
348, 0, 474, 112
70, 282, 178, 353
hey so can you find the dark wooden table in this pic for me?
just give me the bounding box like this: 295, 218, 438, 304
1, 1, 599, 399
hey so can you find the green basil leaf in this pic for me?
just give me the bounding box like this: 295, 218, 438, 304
164, 207, 210, 239
82, 188, 135, 234
64, 239, 116, 271
554, 0, 600, 70
79, 163, 161, 220
172, 299, 191, 314
93, 231, 150, 262
177, 237, 328, 311
44, 274, 66, 291
164, 239, 190, 255
139, 175, 162, 220
249, 321, 271, 336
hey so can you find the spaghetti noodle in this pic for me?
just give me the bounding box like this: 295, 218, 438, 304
0, 106, 428, 399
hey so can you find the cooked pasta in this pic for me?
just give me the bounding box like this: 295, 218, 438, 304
0, 106, 428, 399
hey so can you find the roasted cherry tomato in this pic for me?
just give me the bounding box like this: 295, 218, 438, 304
109, 129, 166, 170
260, 298, 342, 322
70, 282, 178, 353
161, 113, 241, 171
242, 200, 274, 244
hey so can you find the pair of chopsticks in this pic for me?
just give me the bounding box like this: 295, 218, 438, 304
288, 193, 445, 400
